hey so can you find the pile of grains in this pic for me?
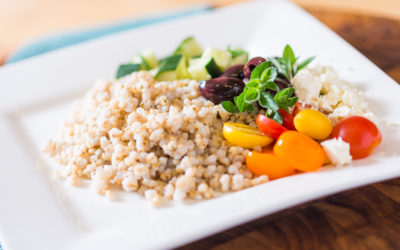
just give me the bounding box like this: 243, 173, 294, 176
43, 71, 268, 205
292, 65, 375, 125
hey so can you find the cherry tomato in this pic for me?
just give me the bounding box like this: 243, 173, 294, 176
223, 122, 274, 149
331, 116, 382, 159
294, 109, 333, 140
278, 108, 296, 130
274, 131, 326, 172
246, 151, 295, 180
292, 102, 313, 116
256, 114, 288, 139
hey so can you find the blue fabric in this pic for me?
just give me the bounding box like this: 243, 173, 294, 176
6, 5, 210, 63
0, 7, 211, 250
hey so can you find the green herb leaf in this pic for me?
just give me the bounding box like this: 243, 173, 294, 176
250, 61, 271, 80
272, 111, 283, 124
222, 101, 240, 113
260, 81, 279, 92
274, 87, 294, 100
283, 45, 296, 64
234, 93, 247, 112
259, 92, 279, 110
261, 67, 278, 83
245, 79, 260, 89
246, 103, 255, 113
244, 88, 260, 103
296, 56, 315, 73
116, 64, 141, 79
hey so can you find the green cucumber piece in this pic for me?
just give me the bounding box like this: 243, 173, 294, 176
188, 57, 211, 80
156, 54, 189, 81
202, 47, 232, 71
132, 49, 159, 70
205, 58, 221, 78
227, 46, 249, 65
116, 64, 141, 78
174, 37, 203, 58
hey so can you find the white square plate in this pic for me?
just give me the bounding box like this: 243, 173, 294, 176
1, 0, 399, 249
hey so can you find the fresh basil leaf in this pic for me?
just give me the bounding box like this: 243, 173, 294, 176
222, 101, 240, 113
260, 81, 279, 92
250, 61, 271, 80
283, 45, 296, 64
244, 88, 260, 103
296, 56, 315, 73
259, 92, 279, 110
261, 67, 278, 83
116, 64, 141, 78
286, 96, 298, 107
234, 93, 247, 112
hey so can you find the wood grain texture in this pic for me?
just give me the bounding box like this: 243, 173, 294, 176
178, 9, 400, 250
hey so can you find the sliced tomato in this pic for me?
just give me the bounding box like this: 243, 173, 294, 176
256, 114, 288, 140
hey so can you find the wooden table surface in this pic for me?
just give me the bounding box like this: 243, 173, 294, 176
1, 1, 400, 249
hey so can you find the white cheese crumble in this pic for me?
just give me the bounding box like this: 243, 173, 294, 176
292, 65, 375, 125
321, 138, 352, 166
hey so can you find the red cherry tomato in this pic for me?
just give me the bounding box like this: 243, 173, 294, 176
256, 114, 288, 139
292, 102, 313, 116
278, 108, 295, 130
331, 116, 382, 159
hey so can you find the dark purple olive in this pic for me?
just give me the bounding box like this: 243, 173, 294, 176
220, 64, 245, 79
243, 57, 266, 78
199, 77, 245, 104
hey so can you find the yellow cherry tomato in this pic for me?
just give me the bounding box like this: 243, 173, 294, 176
246, 151, 295, 180
223, 122, 273, 149
294, 109, 333, 140
273, 131, 326, 172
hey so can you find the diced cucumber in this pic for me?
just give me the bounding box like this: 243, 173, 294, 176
174, 37, 203, 58
188, 57, 211, 80
132, 49, 159, 70
156, 54, 189, 81
116, 63, 141, 78
202, 47, 232, 71
205, 58, 221, 78
227, 46, 249, 65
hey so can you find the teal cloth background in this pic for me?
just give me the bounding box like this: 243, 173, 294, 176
0, 6, 210, 250
6, 6, 210, 63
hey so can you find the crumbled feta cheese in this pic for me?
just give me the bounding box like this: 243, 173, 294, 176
321, 138, 352, 166
292, 65, 375, 125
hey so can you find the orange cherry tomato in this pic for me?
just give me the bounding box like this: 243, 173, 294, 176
278, 108, 296, 130
246, 151, 296, 180
256, 114, 288, 139
331, 116, 382, 159
274, 131, 326, 172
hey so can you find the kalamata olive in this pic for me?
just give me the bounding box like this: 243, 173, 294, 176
199, 77, 245, 104
243, 57, 266, 78
220, 64, 245, 79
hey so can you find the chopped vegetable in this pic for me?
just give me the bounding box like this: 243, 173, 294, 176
132, 49, 159, 69
330, 116, 382, 159
116, 63, 141, 78
256, 114, 288, 139
174, 36, 203, 58
274, 131, 326, 172
223, 122, 273, 149
202, 47, 232, 71
294, 109, 333, 140
227, 45, 249, 65
278, 109, 295, 130
156, 54, 189, 80
246, 151, 295, 180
